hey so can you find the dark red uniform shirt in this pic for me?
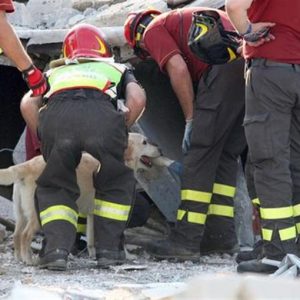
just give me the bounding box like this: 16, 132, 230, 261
0, 0, 14, 13
245, 0, 300, 64
143, 7, 235, 82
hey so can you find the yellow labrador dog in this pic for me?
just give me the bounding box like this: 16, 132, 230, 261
0, 133, 171, 265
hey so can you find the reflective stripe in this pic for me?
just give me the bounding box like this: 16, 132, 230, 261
260, 206, 294, 220
293, 204, 300, 217
78, 213, 87, 218
213, 183, 236, 198
296, 223, 300, 234
207, 204, 234, 218
181, 189, 212, 203
261, 228, 273, 241
94, 199, 130, 221
177, 209, 206, 224
279, 226, 296, 241
40, 205, 78, 228
46, 62, 124, 98
252, 198, 260, 206
187, 212, 207, 224
177, 209, 186, 221
77, 224, 86, 234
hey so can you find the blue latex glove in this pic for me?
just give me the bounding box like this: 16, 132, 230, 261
168, 161, 183, 178
182, 119, 193, 154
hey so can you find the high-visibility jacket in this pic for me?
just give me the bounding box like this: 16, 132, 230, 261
45, 61, 126, 100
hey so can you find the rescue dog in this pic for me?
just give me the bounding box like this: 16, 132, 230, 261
0, 133, 172, 265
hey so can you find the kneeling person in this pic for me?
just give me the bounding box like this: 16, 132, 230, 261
23, 24, 146, 271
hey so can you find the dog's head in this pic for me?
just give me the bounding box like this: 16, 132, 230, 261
124, 133, 162, 172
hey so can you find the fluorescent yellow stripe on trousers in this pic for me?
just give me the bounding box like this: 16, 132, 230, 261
94, 199, 131, 221
177, 209, 206, 224
181, 189, 212, 203
207, 204, 234, 218
213, 183, 236, 197
260, 206, 294, 220
40, 205, 78, 228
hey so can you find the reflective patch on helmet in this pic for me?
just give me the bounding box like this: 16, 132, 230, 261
194, 24, 208, 41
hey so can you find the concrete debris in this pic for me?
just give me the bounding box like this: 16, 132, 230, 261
6, 274, 300, 300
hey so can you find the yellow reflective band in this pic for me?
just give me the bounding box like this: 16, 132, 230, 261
187, 211, 207, 224
181, 189, 212, 203
260, 206, 294, 220
293, 204, 300, 217
78, 213, 87, 218
252, 198, 260, 206
77, 224, 86, 234
94, 199, 131, 221
136, 32, 142, 42
177, 209, 186, 221
296, 223, 300, 234
227, 47, 237, 62
213, 183, 236, 198
279, 226, 296, 241
261, 228, 273, 241
207, 204, 234, 218
40, 205, 78, 228
195, 23, 208, 41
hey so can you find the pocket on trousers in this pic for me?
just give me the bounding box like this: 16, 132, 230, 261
192, 108, 218, 147
244, 113, 273, 162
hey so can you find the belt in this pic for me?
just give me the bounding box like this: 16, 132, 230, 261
247, 58, 300, 72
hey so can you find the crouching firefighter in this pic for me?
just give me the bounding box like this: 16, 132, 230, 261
22, 23, 146, 271
124, 3, 246, 261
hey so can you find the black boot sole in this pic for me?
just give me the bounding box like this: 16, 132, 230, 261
39, 259, 67, 271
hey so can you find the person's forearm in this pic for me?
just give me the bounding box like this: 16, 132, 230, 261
125, 83, 146, 127
225, 0, 253, 34
166, 55, 194, 120
0, 11, 32, 71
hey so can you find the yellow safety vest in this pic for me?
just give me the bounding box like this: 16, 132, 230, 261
46, 61, 126, 99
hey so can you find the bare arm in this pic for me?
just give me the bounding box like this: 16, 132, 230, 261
0, 11, 32, 71
125, 82, 146, 127
226, 0, 275, 46
165, 54, 194, 121
20, 91, 43, 134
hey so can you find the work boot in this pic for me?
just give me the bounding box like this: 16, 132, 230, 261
38, 248, 68, 271
235, 239, 263, 263
237, 259, 278, 274
146, 236, 200, 262
96, 249, 126, 269
200, 238, 239, 256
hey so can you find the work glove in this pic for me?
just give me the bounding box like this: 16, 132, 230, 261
168, 160, 183, 178
182, 119, 193, 154
22, 65, 48, 97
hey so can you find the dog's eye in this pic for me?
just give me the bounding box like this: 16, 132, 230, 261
142, 140, 147, 145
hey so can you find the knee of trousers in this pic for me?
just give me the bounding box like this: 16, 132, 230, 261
244, 113, 274, 163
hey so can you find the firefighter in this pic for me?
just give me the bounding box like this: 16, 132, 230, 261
226, 0, 300, 273
123, 2, 247, 261
22, 23, 146, 271
0, 0, 47, 96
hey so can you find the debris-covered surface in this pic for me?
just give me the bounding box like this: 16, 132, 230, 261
0, 196, 237, 298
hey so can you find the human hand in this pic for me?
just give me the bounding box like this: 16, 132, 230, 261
182, 119, 193, 154
244, 22, 275, 47
22, 65, 48, 97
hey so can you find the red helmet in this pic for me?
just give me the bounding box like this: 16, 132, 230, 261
124, 9, 161, 49
63, 23, 112, 60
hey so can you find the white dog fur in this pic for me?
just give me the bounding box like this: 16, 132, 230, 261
0, 132, 171, 265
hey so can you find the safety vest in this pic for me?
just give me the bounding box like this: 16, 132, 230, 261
45, 61, 126, 99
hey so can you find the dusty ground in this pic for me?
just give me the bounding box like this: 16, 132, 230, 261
0, 230, 237, 298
